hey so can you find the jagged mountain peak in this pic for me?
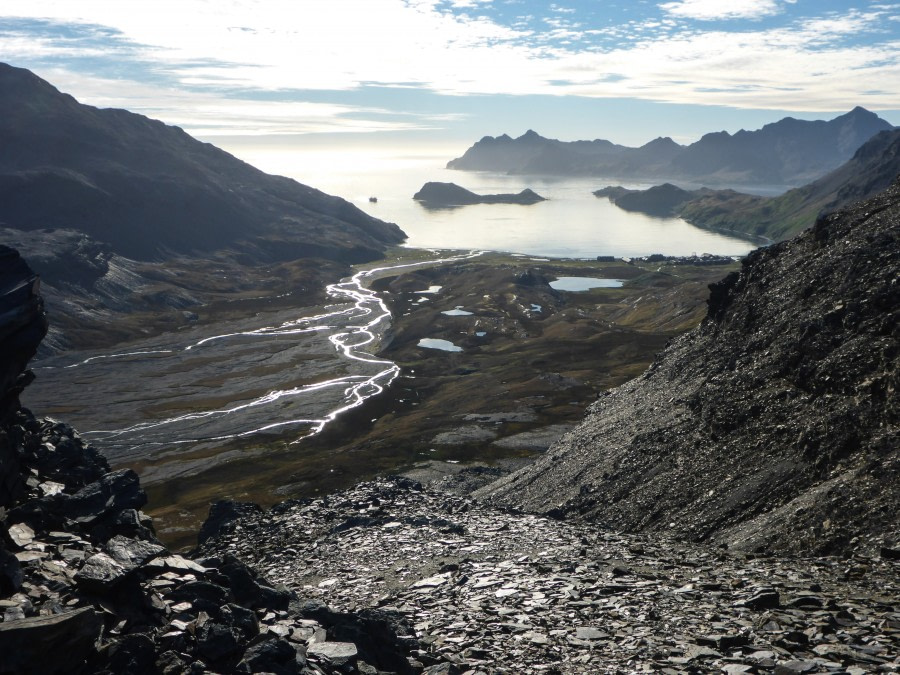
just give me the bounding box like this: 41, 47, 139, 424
640, 136, 681, 149
844, 105, 882, 120
449, 109, 894, 184
517, 129, 549, 142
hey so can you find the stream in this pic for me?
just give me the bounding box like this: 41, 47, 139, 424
24, 251, 482, 483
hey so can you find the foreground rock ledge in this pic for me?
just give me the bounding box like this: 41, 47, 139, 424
0, 411, 415, 675
200, 477, 900, 674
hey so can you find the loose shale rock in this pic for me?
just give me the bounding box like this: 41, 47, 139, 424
200, 477, 900, 674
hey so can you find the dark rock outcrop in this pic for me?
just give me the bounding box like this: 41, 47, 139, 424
0, 607, 103, 674
479, 179, 900, 556
198, 500, 264, 546
413, 182, 545, 207
0, 409, 416, 675
0, 246, 46, 423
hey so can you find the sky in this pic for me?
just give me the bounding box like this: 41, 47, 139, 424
1, 0, 899, 150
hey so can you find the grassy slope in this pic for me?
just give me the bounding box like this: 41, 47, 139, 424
678, 129, 900, 241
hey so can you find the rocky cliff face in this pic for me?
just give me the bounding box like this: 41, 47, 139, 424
0, 247, 46, 422
478, 180, 899, 556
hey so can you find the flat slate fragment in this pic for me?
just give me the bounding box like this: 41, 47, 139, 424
197, 476, 900, 674
0, 607, 102, 674
307, 640, 358, 665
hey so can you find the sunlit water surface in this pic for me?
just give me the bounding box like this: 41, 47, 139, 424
26, 144, 777, 541
218, 143, 764, 258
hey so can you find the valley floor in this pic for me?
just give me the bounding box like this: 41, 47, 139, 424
27, 249, 738, 550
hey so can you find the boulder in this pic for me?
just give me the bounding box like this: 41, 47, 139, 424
0, 246, 47, 423
236, 637, 304, 674
0, 543, 23, 596
197, 500, 263, 545
0, 607, 102, 674
60, 468, 146, 527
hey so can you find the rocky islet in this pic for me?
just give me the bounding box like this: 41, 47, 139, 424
413, 182, 546, 207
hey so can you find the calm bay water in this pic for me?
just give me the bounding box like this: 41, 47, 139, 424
218, 143, 762, 258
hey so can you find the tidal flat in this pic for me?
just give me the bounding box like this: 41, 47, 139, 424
25, 248, 740, 549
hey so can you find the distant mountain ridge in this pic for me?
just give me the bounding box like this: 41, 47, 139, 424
448, 108, 895, 186
596, 128, 900, 241
0, 62, 404, 263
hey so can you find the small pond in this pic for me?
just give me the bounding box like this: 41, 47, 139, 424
418, 338, 463, 352
549, 277, 624, 291
442, 307, 474, 316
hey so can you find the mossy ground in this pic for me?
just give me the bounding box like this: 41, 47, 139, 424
134, 250, 738, 550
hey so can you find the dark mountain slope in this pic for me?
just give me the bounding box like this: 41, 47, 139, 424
0, 63, 404, 262
670, 106, 893, 184
678, 128, 900, 241
448, 108, 894, 186
478, 181, 899, 556
597, 128, 900, 242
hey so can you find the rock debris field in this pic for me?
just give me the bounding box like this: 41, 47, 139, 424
200, 477, 900, 674
0, 414, 415, 675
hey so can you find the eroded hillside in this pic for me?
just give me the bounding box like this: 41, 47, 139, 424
479, 180, 899, 556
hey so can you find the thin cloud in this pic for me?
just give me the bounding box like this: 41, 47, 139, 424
0, 0, 897, 137
659, 0, 783, 21
26, 67, 449, 137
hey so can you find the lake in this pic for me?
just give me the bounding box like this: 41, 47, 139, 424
215, 142, 762, 258
550, 277, 624, 291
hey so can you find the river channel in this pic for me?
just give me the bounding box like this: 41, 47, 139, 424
24, 251, 481, 486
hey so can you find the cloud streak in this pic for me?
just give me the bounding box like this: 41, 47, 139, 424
659, 0, 785, 21
0, 0, 897, 137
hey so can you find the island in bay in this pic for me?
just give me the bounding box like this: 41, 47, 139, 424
413, 181, 546, 207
